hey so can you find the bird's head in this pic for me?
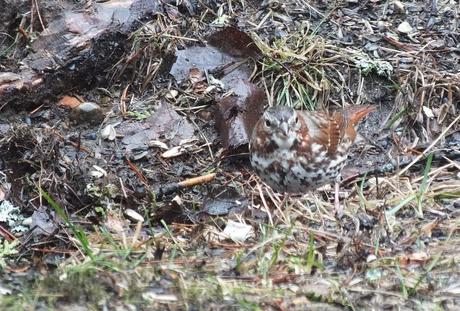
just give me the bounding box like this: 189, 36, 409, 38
261, 105, 301, 138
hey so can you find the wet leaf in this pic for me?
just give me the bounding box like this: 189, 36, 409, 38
120, 102, 196, 152
57, 96, 81, 109
31, 209, 57, 236
207, 26, 262, 59
215, 81, 266, 150
202, 187, 248, 216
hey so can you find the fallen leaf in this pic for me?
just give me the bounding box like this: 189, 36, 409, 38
90, 165, 107, 178
422, 106, 434, 119
399, 251, 430, 266
161, 139, 196, 158
214, 80, 266, 150
148, 140, 169, 150
397, 21, 413, 34
124, 208, 144, 223
120, 102, 196, 152
58, 95, 81, 109
104, 212, 127, 233
100, 124, 117, 140
222, 220, 253, 242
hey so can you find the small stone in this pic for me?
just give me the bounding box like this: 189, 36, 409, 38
70, 102, 104, 124
454, 198, 460, 208
393, 1, 405, 13
397, 21, 413, 34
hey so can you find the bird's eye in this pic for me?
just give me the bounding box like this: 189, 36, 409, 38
265, 119, 272, 127
294, 116, 299, 124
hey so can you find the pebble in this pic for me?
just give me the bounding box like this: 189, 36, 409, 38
454, 198, 460, 209
70, 102, 104, 124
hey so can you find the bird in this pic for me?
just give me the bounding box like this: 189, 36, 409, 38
249, 104, 375, 216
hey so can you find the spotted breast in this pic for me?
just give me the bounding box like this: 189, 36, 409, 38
249, 105, 374, 194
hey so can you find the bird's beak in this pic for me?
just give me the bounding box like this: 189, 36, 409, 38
279, 122, 289, 137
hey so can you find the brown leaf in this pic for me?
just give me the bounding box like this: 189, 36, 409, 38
214, 81, 266, 150
207, 26, 262, 59
399, 251, 430, 266
58, 95, 81, 109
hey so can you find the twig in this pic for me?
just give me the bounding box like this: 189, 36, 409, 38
33, 0, 46, 31
153, 173, 216, 200
0, 224, 17, 242
126, 157, 149, 186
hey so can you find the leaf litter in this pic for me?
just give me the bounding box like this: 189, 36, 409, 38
0, 0, 459, 310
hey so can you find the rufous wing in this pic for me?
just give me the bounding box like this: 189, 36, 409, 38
298, 111, 342, 156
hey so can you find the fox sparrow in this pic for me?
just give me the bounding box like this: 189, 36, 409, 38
249, 105, 375, 214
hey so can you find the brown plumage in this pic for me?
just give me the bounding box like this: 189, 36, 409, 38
249, 105, 375, 214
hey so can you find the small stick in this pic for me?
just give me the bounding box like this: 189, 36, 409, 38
0, 224, 17, 242
178, 173, 216, 187
257, 183, 273, 227
126, 157, 149, 186
153, 173, 216, 200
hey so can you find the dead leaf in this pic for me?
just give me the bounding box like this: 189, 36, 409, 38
215, 80, 266, 150
399, 251, 430, 266
58, 95, 81, 109
104, 212, 127, 233
222, 220, 253, 242
207, 26, 262, 59
100, 124, 117, 140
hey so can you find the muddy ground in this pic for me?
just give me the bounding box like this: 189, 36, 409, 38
0, 0, 459, 310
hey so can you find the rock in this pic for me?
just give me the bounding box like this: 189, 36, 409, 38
454, 198, 460, 209
70, 102, 104, 124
